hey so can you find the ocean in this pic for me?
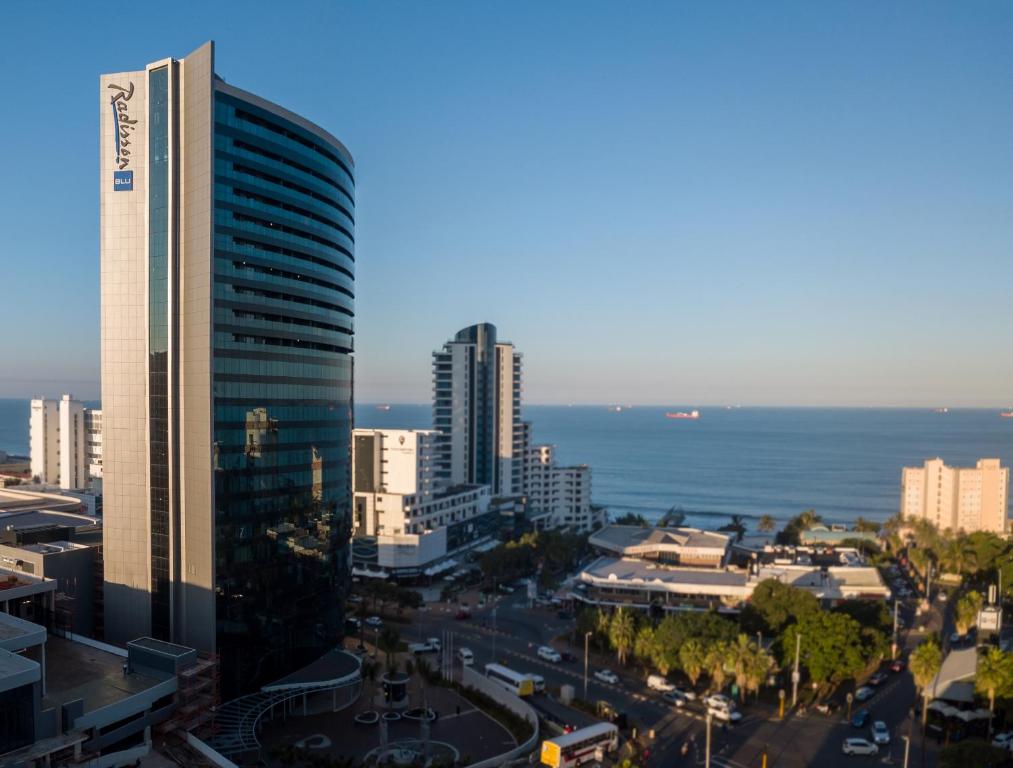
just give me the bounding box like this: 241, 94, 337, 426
2, 398, 1010, 529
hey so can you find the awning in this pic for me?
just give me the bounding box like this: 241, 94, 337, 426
352, 567, 389, 579
473, 540, 500, 554
423, 559, 458, 577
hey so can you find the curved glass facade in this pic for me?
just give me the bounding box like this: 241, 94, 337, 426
212, 91, 354, 693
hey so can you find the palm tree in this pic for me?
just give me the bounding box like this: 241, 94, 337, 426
955, 591, 984, 635
377, 627, 401, 672
679, 639, 706, 688
798, 509, 821, 530
705, 641, 732, 692
757, 515, 776, 533
975, 647, 1013, 738
909, 638, 942, 728
609, 608, 636, 666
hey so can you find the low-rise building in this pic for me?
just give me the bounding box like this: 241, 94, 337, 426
573, 524, 889, 614
901, 457, 1009, 534
352, 428, 497, 578
524, 444, 605, 532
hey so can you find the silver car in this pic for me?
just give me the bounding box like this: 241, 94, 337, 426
842, 738, 878, 756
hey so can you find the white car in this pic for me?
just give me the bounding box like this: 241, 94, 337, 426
708, 705, 742, 722
842, 738, 878, 756
662, 690, 687, 707
531, 674, 546, 693
647, 674, 675, 692
365, 615, 383, 628
457, 647, 474, 666
672, 686, 697, 701
854, 686, 874, 702
871, 721, 890, 745
537, 646, 562, 663
594, 669, 619, 685
703, 693, 732, 710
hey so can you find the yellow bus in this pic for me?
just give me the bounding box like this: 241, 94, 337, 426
540, 723, 619, 768
484, 663, 535, 697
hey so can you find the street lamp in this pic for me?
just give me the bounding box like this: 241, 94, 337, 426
704, 710, 713, 768
584, 631, 592, 700
901, 734, 910, 768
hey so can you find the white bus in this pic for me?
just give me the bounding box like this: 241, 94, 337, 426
484, 663, 535, 697
540, 723, 620, 768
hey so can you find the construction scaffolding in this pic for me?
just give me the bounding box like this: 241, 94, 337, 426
157, 652, 221, 741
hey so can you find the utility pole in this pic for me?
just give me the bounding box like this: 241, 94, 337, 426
791, 632, 801, 707
491, 606, 497, 662
584, 631, 592, 700
704, 710, 712, 768
901, 734, 910, 768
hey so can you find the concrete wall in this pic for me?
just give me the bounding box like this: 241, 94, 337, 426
461, 665, 539, 768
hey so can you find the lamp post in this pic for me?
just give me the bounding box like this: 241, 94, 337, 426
704, 710, 713, 768
901, 735, 910, 768
584, 631, 592, 700
791, 632, 801, 707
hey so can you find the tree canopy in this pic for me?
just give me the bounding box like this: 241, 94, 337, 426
742, 579, 819, 636
779, 611, 871, 684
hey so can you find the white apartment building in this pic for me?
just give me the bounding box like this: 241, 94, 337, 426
30, 396, 102, 490
901, 458, 1009, 534
524, 443, 604, 532
352, 428, 495, 576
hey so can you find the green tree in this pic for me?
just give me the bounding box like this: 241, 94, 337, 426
975, 647, 1013, 736
910, 637, 943, 727
705, 641, 732, 691
744, 579, 819, 635
609, 608, 636, 666
679, 639, 707, 687
718, 515, 747, 542
955, 591, 984, 635
852, 517, 881, 534
757, 515, 776, 533
613, 513, 650, 526
633, 625, 656, 667
780, 612, 867, 685
776, 509, 822, 545
377, 626, 401, 672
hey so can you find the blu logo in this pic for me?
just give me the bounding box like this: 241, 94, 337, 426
113, 170, 133, 191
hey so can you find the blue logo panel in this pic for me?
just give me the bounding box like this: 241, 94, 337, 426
113, 170, 133, 191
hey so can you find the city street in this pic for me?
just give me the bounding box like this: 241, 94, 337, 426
413, 590, 942, 768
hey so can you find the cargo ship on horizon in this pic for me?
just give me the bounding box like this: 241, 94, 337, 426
666, 410, 700, 420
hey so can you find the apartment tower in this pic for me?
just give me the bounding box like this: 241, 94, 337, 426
100, 42, 354, 695
901, 458, 1009, 534
432, 324, 524, 496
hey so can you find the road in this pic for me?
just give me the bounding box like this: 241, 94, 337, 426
413, 590, 942, 768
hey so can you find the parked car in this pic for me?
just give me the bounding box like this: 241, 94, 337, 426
871, 721, 890, 744
647, 674, 675, 692
672, 686, 697, 701
851, 709, 871, 728
594, 669, 619, 685
662, 690, 688, 707
869, 672, 888, 686
408, 637, 442, 654
938, 592, 948, 602
560, 651, 577, 663
816, 702, 839, 716
854, 686, 875, 702
842, 738, 878, 756
890, 659, 906, 673
537, 646, 562, 663
457, 647, 474, 666
704, 693, 732, 710
498, 584, 514, 594
365, 615, 383, 628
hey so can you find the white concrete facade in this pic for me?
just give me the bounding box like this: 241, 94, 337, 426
29, 396, 101, 490
523, 443, 601, 532
901, 457, 1009, 534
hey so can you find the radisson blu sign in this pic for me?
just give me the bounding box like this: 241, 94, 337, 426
108, 82, 136, 191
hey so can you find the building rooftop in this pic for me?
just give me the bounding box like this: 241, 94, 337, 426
580, 556, 750, 596
0, 612, 46, 650
0, 489, 87, 515
42, 636, 172, 713
263, 648, 361, 691
590, 525, 730, 554
929, 647, 978, 704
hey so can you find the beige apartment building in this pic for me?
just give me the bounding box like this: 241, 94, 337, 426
901, 458, 1009, 534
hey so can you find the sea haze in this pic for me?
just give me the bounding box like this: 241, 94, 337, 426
355, 404, 1013, 529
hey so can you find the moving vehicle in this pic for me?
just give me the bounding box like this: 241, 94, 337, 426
890, 659, 906, 673
871, 721, 890, 745
485, 663, 535, 697
408, 637, 442, 654
538, 646, 562, 663
703, 693, 732, 709
991, 731, 1013, 749
841, 738, 878, 756
672, 686, 697, 701
647, 674, 675, 692
458, 647, 474, 666
365, 616, 383, 628
851, 709, 870, 728
708, 705, 742, 723
869, 672, 888, 686
854, 686, 874, 702
594, 669, 619, 685
531, 674, 546, 693
540, 722, 620, 768
498, 584, 514, 594
662, 690, 687, 707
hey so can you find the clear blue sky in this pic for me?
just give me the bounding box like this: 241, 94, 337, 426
2, 2, 1011, 406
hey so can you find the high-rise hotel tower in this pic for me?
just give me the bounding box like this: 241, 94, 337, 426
432, 324, 524, 496
100, 42, 354, 694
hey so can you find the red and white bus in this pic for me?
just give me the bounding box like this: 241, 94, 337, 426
540, 722, 619, 768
